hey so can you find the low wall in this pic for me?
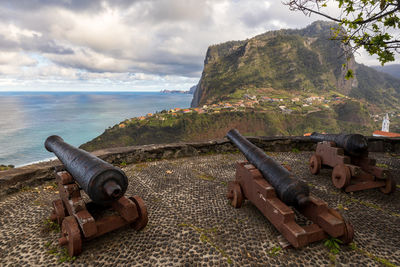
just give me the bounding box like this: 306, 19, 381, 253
0, 136, 399, 197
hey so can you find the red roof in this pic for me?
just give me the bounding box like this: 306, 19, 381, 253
373, 130, 400, 137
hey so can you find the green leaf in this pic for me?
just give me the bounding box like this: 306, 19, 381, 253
345, 69, 354, 80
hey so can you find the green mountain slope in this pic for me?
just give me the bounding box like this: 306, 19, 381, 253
81, 21, 398, 151
80, 105, 375, 152
191, 21, 400, 108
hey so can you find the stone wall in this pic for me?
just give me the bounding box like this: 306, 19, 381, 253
0, 136, 399, 197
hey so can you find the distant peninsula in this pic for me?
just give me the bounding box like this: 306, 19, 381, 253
160, 89, 193, 94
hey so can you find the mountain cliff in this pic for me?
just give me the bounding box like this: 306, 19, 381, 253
81, 21, 400, 151
191, 21, 400, 108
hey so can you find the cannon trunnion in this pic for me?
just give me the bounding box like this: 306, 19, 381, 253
309, 133, 396, 194
46, 136, 148, 256
226, 129, 353, 248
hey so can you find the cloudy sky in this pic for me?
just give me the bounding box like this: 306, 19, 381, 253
0, 0, 385, 91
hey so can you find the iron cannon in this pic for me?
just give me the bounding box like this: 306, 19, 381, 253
309, 132, 395, 194
45, 135, 128, 205
46, 135, 148, 256
226, 129, 354, 248
227, 129, 310, 208
310, 132, 368, 156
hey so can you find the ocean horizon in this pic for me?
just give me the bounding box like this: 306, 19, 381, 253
0, 91, 192, 167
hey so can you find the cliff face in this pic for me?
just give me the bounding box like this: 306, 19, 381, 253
191, 21, 400, 108
81, 21, 399, 152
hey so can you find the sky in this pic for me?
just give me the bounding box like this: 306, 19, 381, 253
0, 0, 392, 92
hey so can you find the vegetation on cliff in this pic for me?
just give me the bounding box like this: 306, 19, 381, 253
80, 98, 377, 151
285, 0, 400, 65
0, 164, 15, 171
82, 21, 399, 151
191, 21, 400, 108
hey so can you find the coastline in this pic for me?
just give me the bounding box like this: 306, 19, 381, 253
0, 91, 192, 166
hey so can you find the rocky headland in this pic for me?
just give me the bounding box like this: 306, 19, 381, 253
81, 21, 400, 151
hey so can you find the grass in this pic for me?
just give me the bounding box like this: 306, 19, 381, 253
194, 170, 216, 181
45, 242, 76, 263
268, 246, 282, 256
58, 248, 76, 263
376, 163, 389, 168
45, 182, 58, 191
178, 223, 232, 264
324, 236, 342, 255
291, 148, 300, 153
134, 162, 149, 172
324, 236, 344, 265
44, 219, 60, 233
349, 242, 397, 267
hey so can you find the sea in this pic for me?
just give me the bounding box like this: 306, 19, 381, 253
0, 91, 193, 167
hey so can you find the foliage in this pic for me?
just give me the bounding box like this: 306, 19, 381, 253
46, 242, 76, 263
44, 219, 60, 233
285, 0, 400, 65
0, 164, 15, 171
81, 105, 376, 152
324, 236, 343, 254
268, 246, 282, 256
194, 22, 400, 109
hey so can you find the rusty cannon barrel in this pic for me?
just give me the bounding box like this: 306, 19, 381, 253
45, 135, 128, 205
310, 132, 368, 156
227, 129, 310, 208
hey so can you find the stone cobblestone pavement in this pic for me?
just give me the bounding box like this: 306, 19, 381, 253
0, 152, 399, 266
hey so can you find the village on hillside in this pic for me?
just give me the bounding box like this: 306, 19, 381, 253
117, 90, 400, 136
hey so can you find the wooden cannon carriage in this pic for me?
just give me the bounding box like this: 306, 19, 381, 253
46, 135, 148, 256
226, 129, 354, 248
309, 133, 396, 194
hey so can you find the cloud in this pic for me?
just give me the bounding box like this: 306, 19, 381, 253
0, 0, 382, 91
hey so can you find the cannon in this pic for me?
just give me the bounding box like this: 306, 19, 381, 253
46, 135, 148, 256
227, 129, 310, 208
226, 129, 353, 248
309, 132, 396, 193
310, 132, 368, 156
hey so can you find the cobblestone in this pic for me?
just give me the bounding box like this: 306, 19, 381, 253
0, 152, 399, 266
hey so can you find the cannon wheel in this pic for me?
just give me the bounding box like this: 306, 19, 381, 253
309, 154, 322, 175
227, 182, 244, 208
380, 178, 396, 194
332, 164, 351, 189
50, 199, 66, 225
129, 196, 148, 231
60, 216, 82, 257
340, 221, 354, 244
328, 208, 354, 244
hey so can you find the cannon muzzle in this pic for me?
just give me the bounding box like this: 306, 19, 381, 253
310, 132, 368, 156
45, 135, 128, 205
227, 129, 310, 208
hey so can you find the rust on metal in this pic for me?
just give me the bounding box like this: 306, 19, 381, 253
310, 139, 396, 194
227, 161, 354, 248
